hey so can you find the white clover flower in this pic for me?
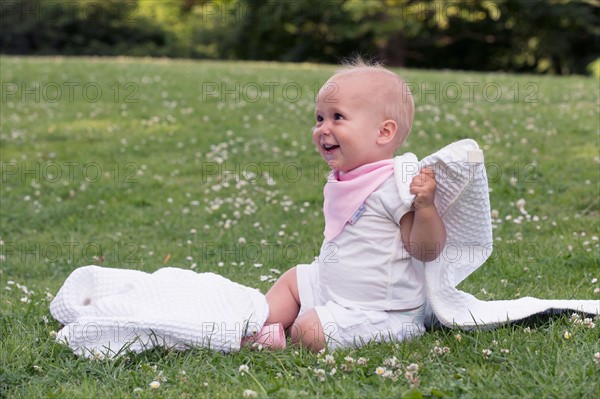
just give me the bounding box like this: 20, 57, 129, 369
243, 389, 257, 398
594, 352, 600, 365
404, 364, 420, 387
324, 354, 335, 365
570, 313, 582, 323
382, 369, 394, 379
314, 368, 326, 381
482, 349, 492, 358
431, 346, 442, 355
238, 364, 249, 375
406, 363, 419, 373
582, 318, 596, 329
500, 348, 510, 354
383, 356, 398, 367
252, 343, 263, 351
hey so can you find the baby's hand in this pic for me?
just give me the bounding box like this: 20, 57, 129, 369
410, 167, 437, 210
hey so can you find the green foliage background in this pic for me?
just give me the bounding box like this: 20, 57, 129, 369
1, 0, 599, 75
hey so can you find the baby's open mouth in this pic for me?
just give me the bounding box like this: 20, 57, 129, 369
322, 144, 340, 151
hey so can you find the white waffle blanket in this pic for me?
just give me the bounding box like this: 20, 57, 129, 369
50, 139, 598, 357
394, 139, 598, 328
49, 267, 269, 357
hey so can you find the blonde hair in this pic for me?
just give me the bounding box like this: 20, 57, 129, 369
332, 57, 415, 148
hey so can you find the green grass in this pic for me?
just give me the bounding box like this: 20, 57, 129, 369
1, 56, 599, 398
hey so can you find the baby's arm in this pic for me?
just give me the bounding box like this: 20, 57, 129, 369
400, 167, 447, 262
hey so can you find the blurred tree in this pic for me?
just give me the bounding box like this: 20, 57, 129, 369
1, 0, 598, 74
497, 0, 599, 74
0, 0, 175, 57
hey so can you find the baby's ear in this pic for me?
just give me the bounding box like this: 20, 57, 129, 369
377, 120, 397, 145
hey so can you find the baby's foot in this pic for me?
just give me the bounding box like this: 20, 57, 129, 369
241, 323, 286, 349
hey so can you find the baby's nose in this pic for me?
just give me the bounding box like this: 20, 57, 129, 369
317, 121, 332, 135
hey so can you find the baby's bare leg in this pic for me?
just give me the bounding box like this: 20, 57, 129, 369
289, 309, 325, 352
265, 267, 301, 328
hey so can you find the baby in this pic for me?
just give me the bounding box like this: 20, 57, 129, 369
262, 60, 446, 351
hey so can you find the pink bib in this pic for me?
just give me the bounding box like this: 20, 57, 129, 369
323, 159, 395, 241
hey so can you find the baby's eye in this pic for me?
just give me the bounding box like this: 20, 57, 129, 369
334, 113, 344, 120
316, 115, 324, 123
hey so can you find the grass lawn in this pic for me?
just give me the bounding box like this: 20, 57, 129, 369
1, 56, 598, 398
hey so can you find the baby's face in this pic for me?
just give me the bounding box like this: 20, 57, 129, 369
313, 74, 387, 172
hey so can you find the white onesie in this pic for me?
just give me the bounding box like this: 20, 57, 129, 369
318, 176, 426, 311
296, 173, 426, 348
